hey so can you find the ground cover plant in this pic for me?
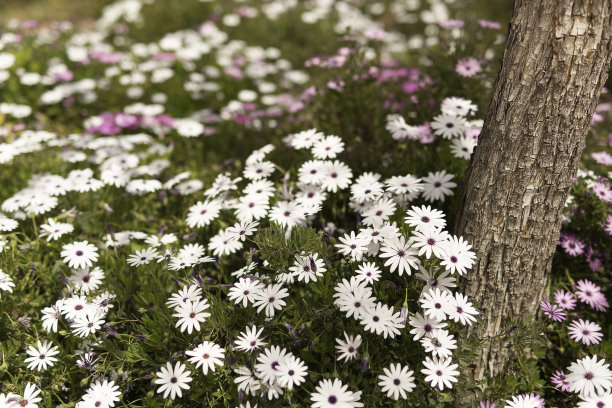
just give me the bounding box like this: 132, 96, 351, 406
0, 0, 610, 407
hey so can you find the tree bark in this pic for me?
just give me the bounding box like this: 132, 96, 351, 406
455, 0, 612, 382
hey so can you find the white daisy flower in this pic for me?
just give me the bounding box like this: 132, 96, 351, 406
24, 340, 59, 371
185, 341, 225, 375
154, 361, 192, 400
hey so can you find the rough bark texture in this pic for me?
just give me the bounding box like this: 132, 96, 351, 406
455, 0, 612, 381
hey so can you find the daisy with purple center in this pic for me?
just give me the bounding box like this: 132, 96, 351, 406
379, 235, 420, 276
592, 181, 612, 203
568, 319, 603, 346
408, 312, 447, 341
421, 356, 459, 391
539, 300, 566, 322
60, 240, 99, 269
455, 57, 482, 78
554, 289, 576, 310
585, 247, 603, 272
551, 370, 572, 392
404, 205, 446, 231
575, 280, 609, 311
505, 393, 545, 408
566, 356, 612, 398
560, 234, 586, 257
411, 226, 450, 259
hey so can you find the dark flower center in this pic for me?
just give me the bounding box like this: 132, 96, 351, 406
584, 371, 594, 380
171, 377, 178, 383
76, 250, 84, 256
427, 238, 435, 245
328, 396, 338, 404
393, 378, 401, 385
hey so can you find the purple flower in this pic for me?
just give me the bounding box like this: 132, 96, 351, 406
559, 234, 585, 256
568, 319, 603, 345
477, 20, 502, 29
456, 57, 482, 78
592, 181, 612, 203
574, 279, 609, 311
440, 19, 464, 29
553, 289, 576, 310
539, 300, 566, 322
550, 370, 571, 392
585, 247, 603, 272
479, 400, 496, 408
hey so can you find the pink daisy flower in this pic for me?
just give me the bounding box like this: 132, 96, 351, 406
592, 182, 612, 203
568, 319, 603, 346
585, 247, 603, 272
591, 151, 612, 165
550, 370, 571, 392
477, 20, 502, 29
539, 300, 566, 322
440, 20, 464, 29
559, 235, 585, 257
554, 289, 576, 310
455, 57, 482, 77
574, 280, 608, 311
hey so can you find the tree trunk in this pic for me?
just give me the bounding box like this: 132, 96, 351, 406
455, 0, 612, 382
